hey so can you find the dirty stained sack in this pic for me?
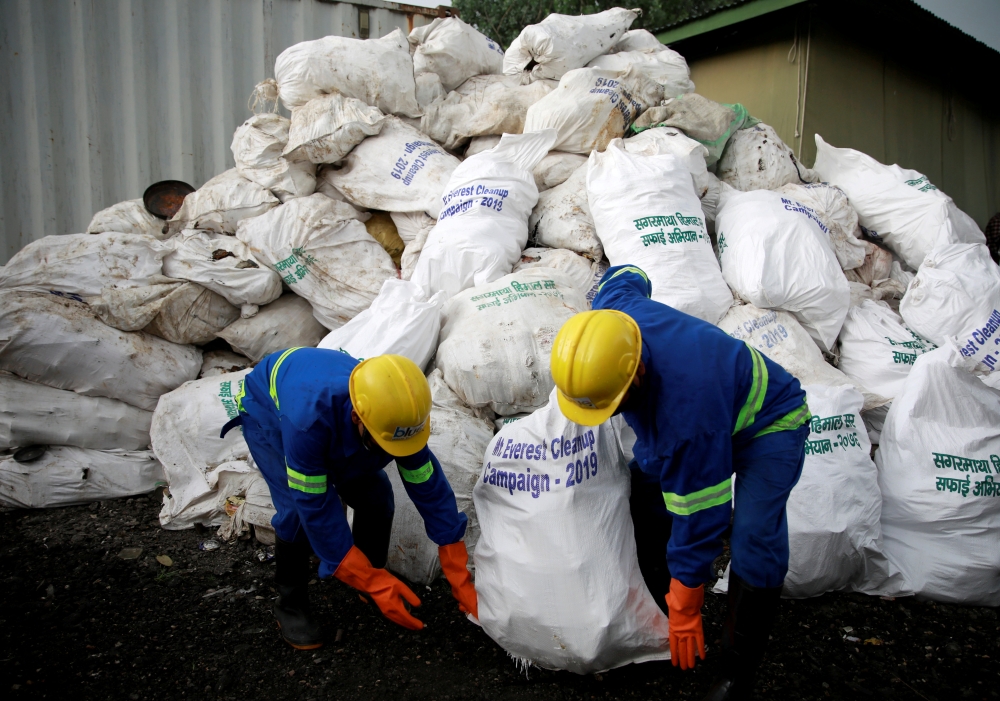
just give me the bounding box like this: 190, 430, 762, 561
236, 194, 397, 329
474, 390, 670, 673
0, 291, 201, 411
410, 129, 557, 299
0, 232, 172, 298
167, 169, 279, 236
523, 67, 663, 155
283, 93, 385, 165
217, 293, 328, 362
812, 134, 985, 270
87, 198, 167, 239
231, 113, 316, 202
409, 17, 505, 92
274, 28, 420, 117
776, 182, 867, 271
503, 8, 638, 82
532, 151, 588, 191
324, 117, 460, 219
529, 163, 602, 259
436, 269, 588, 415
0, 373, 152, 451
632, 94, 756, 167
717, 123, 814, 192
199, 350, 252, 379
609, 29, 665, 53
512, 247, 605, 303
587, 48, 694, 99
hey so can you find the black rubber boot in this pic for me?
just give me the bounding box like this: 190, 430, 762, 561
701, 572, 782, 701
273, 537, 323, 650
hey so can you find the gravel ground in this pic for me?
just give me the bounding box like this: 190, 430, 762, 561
1, 493, 997, 701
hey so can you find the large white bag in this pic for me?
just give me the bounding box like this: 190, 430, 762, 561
587, 141, 732, 323
410, 130, 557, 299
474, 391, 670, 673
587, 48, 694, 99
167, 169, 279, 236
532, 151, 588, 191
283, 94, 385, 165
812, 134, 985, 269
0, 233, 171, 297
217, 294, 329, 362
632, 94, 755, 167
503, 8, 638, 82
717, 189, 850, 351
231, 113, 316, 202
0, 448, 164, 509
409, 17, 504, 92
512, 247, 605, 303
717, 123, 813, 192
236, 194, 397, 329
162, 230, 283, 308
0, 373, 152, 451
776, 182, 867, 271
87, 199, 166, 239
0, 291, 201, 411
899, 243, 1000, 372
622, 127, 714, 198
609, 29, 665, 53
522, 67, 663, 155
274, 29, 420, 116
529, 163, 602, 259
875, 346, 1000, 605
420, 75, 555, 151
318, 279, 445, 371
436, 269, 588, 415
324, 117, 460, 219
150, 370, 258, 529
838, 300, 936, 399
718, 302, 887, 411
382, 370, 496, 584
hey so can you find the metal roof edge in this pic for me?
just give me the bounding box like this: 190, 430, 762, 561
318, 0, 451, 17
655, 0, 807, 45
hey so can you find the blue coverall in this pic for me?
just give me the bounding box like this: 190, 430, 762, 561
223, 347, 468, 579
592, 266, 811, 589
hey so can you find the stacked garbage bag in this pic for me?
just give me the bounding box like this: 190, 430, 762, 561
2, 6, 999, 671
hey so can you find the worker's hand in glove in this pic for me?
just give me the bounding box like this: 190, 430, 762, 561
334, 545, 423, 630
666, 578, 705, 670
438, 541, 478, 619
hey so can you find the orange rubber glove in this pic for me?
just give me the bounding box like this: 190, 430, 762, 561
666, 578, 706, 670
334, 546, 423, 630
439, 541, 478, 619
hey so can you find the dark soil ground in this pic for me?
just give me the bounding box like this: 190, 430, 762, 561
1, 493, 997, 701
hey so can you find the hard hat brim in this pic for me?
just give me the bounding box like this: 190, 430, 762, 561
556, 387, 625, 427
367, 420, 431, 457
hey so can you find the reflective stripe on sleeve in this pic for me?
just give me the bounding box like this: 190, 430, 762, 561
286, 463, 327, 494
234, 379, 247, 414
269, 347, 304, 410
663, 477, 733, 516
733, 345, 768, 434
398, 461, 434, 484
754, 401, 812, 438
597, 266, 651, 297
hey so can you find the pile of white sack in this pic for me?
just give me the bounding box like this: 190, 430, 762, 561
1, 6, 998, 673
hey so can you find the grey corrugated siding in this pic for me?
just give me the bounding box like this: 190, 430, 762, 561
0, 0, 427, 263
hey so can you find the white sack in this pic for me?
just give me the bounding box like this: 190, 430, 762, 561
274, 29, 420, 116
474, 391, 670, 673
587, 48, 694, 99
529, 163, 602, 259
383, 370, 495, 584
318, 279, 445, 371
199, 350, 252, 379
437, 269, 588, 415
324, 117, 460, 219
217, 293, 328, 362
622, 127, 714, 199
0, 233, 171, 297
411, 130, 557, 299
812, 134, 985, 269
0, 291, 201, 411
409, 17, 505, 92
776, 182, 867, 271
717, 123, 812, 191
465, 135, 502, 157
610, 29, 664, 53
231, 113, 316, 202
632, 94, 754, 167
717, 189, 850, 351
0, 373, 152, 451
503, 8, 638, 82
523, 67, 663, 155
838, 300, 936, 399
875, 346, 1000, 605
587, 140, 732, 323
162, 230, 283, 307
899, 243, 1000, 372
389, 211, 436, 245
0, 448, 164, 509
420, 75, 555, 151
283, 94, 385, 164
533, 151, 588, 191
167, 169, 279, 236
718, 303, 887, 411
400, 221, 431, 282
236, 194, 397, 329
87, 198, 166, 239
513, 247, 604, 302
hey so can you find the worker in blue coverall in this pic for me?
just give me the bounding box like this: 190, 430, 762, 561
550, 265, 810, 701
220, 348, 478, 649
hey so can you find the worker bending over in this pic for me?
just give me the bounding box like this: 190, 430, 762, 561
220, 348, 477, 649
550, 266, 809, 700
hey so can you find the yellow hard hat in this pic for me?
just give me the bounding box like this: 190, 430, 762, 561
551, 310, 642, 426
349, 354, 432, 457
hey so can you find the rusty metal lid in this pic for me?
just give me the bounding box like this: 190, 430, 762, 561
143, 180, 195, 220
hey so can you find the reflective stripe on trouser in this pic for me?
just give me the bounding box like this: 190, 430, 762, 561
286, 464, 327, 494
269, 347, 305, 410
733, 344, 768, 434
663, 477, 732, 516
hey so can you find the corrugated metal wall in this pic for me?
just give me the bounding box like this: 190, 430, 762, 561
0, 0, 429, 263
